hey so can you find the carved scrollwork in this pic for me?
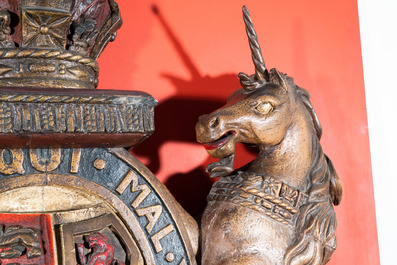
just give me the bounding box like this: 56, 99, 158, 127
0, 10, 15, 48
71, 19, 99, 54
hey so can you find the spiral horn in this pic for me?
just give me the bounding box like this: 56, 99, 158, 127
242, 6, 268, 81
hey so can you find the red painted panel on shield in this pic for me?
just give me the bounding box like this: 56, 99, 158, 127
98, 0, 380, 264
0, 213, 55, 264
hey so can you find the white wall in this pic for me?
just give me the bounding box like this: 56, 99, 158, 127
357, 0, 397, 264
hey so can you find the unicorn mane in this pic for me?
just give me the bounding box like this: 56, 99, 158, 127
284, 77, 343, 264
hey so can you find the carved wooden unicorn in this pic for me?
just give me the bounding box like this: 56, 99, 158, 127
195, 6, 342, 265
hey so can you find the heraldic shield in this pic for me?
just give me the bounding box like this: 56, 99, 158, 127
0, 0, 199, 264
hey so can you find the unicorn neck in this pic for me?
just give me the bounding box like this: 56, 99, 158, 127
247, 119, 315, 191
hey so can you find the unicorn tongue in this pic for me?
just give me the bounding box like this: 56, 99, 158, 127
202, 131, 236, 150
205, 154, 235, 178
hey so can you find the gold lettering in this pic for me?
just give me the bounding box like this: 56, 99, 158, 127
70, 148, 81, 173
30, 148, 61, 172
0, 149, 24, 175
116, 170, 151, 208
151, 224, 174, 253
136, 205, 162, 233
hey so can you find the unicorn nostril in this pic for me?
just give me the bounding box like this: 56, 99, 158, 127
209, 116, 220, 128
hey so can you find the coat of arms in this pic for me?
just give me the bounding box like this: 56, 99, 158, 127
0, 1, 199, 264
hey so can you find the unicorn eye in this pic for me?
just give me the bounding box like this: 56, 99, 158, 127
255, 102, 273, 114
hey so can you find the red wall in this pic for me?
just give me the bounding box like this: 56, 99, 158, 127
98, 0, 379, 264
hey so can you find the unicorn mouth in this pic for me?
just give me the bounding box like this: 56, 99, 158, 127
202, 131, 236, 150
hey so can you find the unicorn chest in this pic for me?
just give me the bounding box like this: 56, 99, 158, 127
207, 172, 308, 225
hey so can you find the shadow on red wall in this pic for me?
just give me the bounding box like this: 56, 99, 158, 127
131, 6, 248, 218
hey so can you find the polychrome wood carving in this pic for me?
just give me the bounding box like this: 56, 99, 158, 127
0, 0, 198, 264
196, 6, 342, 265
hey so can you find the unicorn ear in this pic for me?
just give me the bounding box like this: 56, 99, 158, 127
298, 89, 323, 139
269, 68, 288, 92
238, 72, 266, 92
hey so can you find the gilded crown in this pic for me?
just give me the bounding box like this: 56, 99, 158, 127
0, 0, 122, 89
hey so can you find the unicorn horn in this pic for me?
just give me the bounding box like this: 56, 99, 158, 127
242, 6, 268, 81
